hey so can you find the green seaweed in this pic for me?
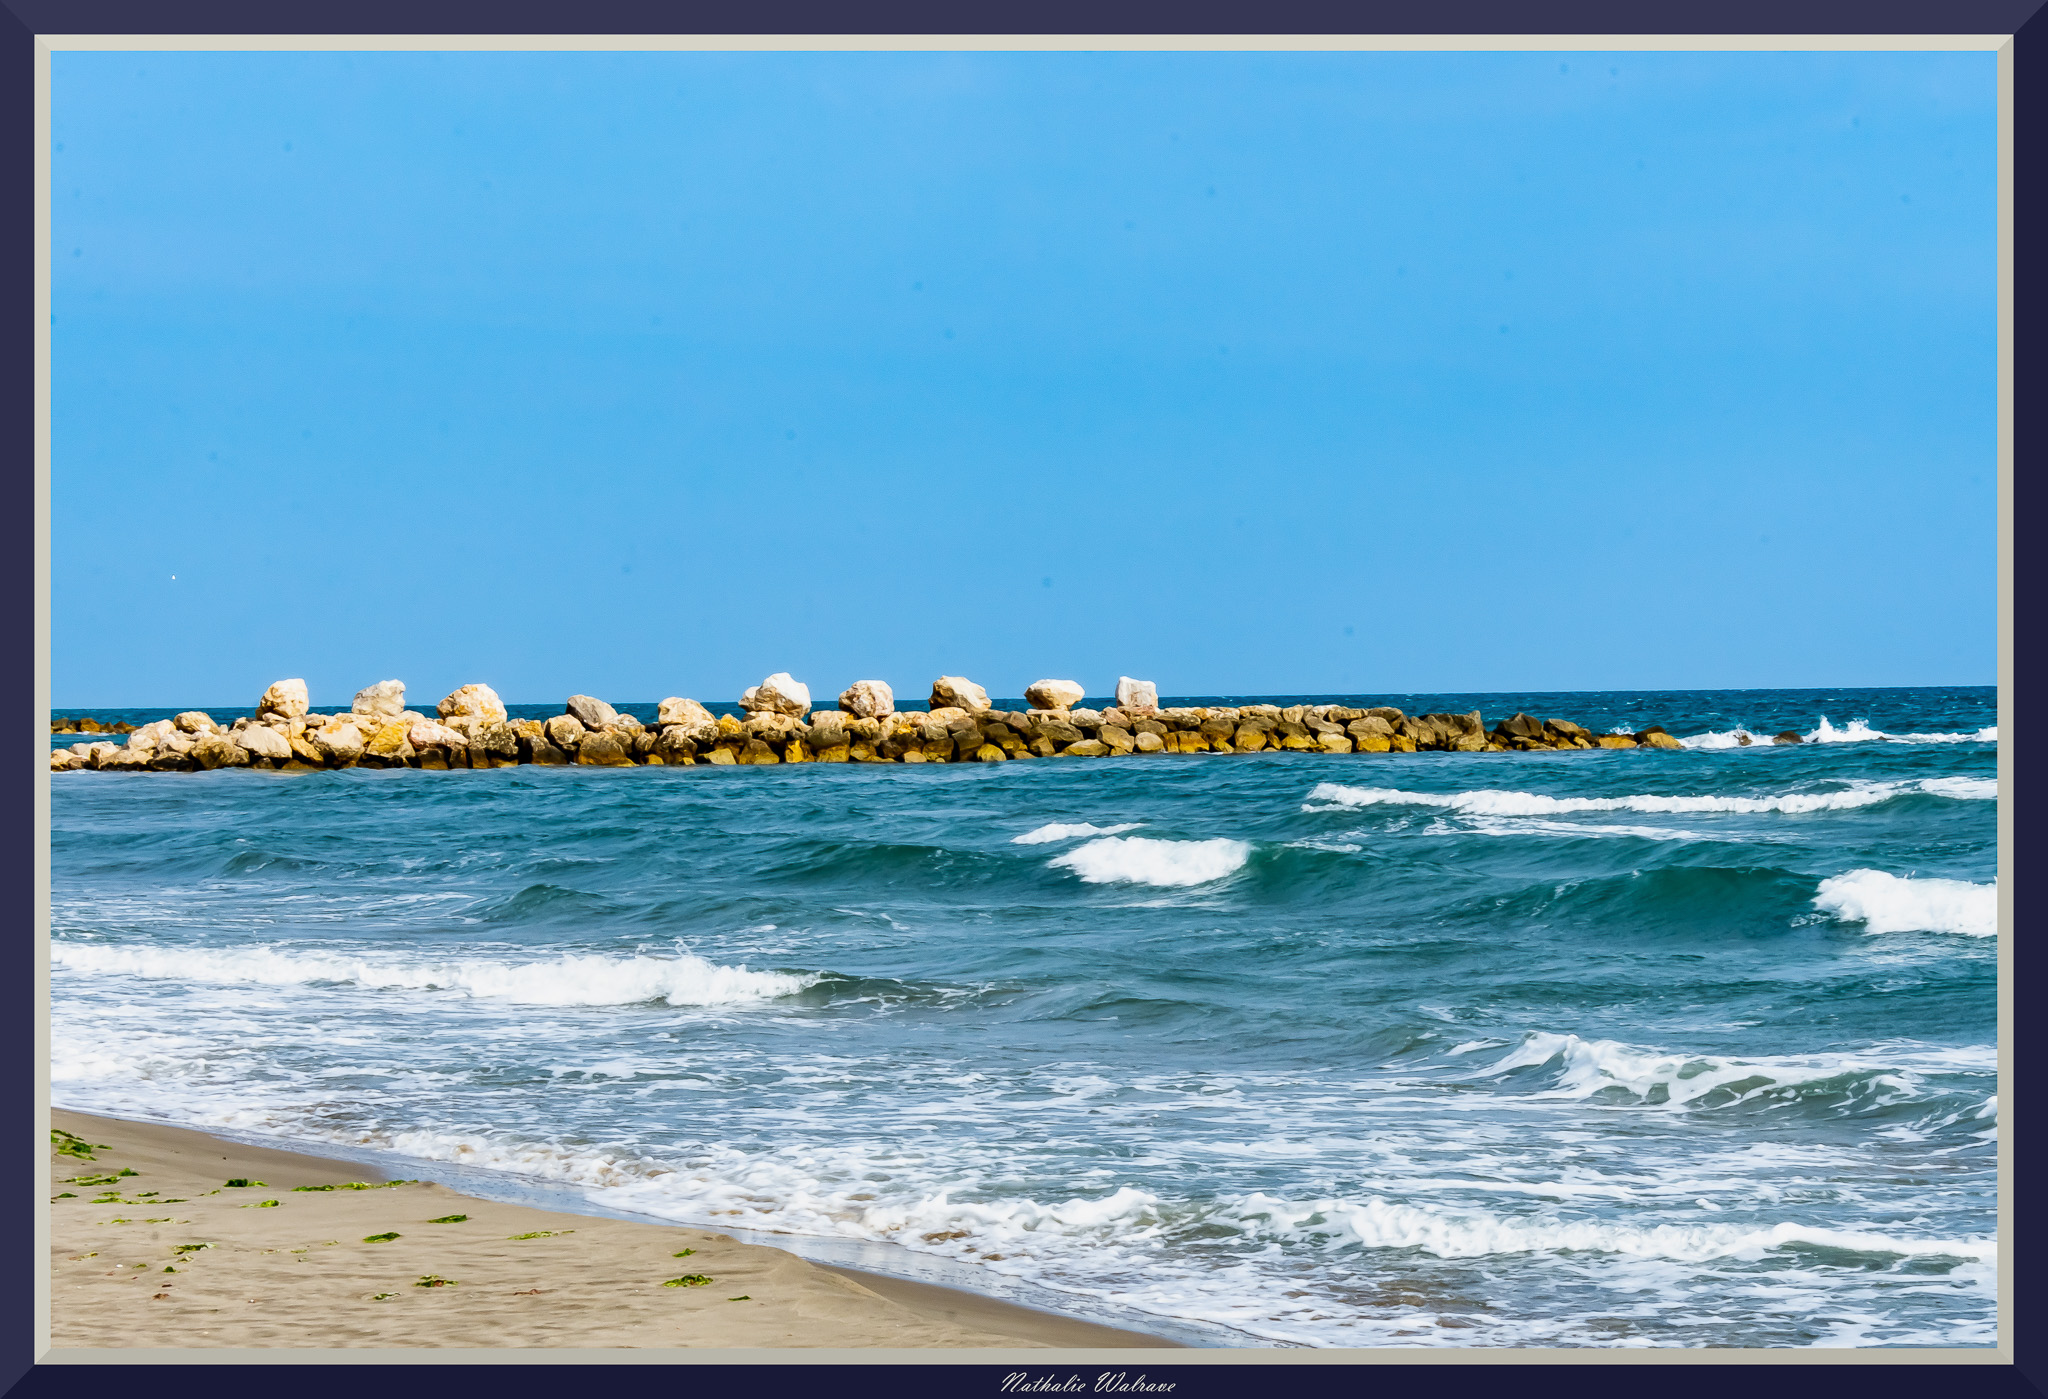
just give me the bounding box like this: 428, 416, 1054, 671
371, 1292, 396, 1300
414, 1274, 457, 1288
728, 1296, 751, 1302
671, 1249, 696, 1258
507, 1229, 573, 1240
171, 1243, 212, 1253
293, 1179, 416, 1192
238, 1200, 280, 1208
162, 1266, 178, 1273
662, 1274, 712, 1288
66, 1169, 137, 1186
362, 1232, 402, 1243
222, 1178, 267, 1188
51, 1129, 109, 1160
51, 1193, 75, 1200
427, 1214, 469, 1224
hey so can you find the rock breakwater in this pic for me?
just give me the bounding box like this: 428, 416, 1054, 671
49, 673, 1709, 774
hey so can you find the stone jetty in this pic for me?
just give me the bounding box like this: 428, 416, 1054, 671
48, 673, 1703, 774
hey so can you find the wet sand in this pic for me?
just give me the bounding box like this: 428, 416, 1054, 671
47, 1108, 1184, 1352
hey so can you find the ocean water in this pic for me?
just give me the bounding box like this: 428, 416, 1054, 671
48, 686, 2000, 1348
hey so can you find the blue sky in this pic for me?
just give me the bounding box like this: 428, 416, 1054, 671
51, 50, 1996, 708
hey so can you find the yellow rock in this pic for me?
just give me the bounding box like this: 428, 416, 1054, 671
1062, 739, 1109, 757
1317, 733, 1353, 753
288, 735, 323, 764
784, 741, 811, 763
704, 747, 737, 765
901, 748, 927, 763
1134, 732, 1166, 753
849, 742, 878, 762
1029, 737, 1056, 757
1640, 731, 1682, 750
417, 750, 449, 771
740, 739, 781, 764
1597, 735, 1639, 749
922, 740, 953, 762
644, 753, 665, 765
1280, 733, 1317, 751
975, 743, 1008, 762
816, 745, 850, 763
716, 714, 745, 738
1234, 729, 1268, 752
1389, 735, 1417, 753
1354, 733, 1391, 753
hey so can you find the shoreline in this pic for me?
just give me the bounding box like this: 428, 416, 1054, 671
48, 1108, 1191, 1352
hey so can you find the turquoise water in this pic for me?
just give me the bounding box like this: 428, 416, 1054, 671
49, 686, 1998, 1347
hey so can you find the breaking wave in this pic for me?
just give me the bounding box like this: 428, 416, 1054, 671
1048, 836, 1251, 887
1303, 778, 1993, 818
1814, 869, 1998, 937
49, 941, 817, 1006
1012, 822, 1143, 845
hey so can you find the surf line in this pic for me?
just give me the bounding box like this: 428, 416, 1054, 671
53, 673, 1710, 774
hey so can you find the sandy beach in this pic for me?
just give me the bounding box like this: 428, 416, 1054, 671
46, 1109, 1183, 1352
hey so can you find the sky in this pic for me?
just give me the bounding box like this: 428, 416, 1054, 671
50, 50, 1997, 708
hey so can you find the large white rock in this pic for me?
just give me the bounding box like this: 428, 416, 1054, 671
312, 720, 366, 763
258, 678, 310, 719
1115, 676, 1160, 713
929, 676, 991, 713
234, 725, 292, 762
1025, 679, 1086, 711
127, 720, 173, 751
407, 719, 470, 751
658, 697, 715, 728
438, 684, 508, 725
739, 673, 811, 717
566, 695, 619, 729
838, 680, 896, 718
173, 711, 216, 734
352, 680, 406, 717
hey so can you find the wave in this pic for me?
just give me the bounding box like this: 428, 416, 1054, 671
1481, 1031, 1990, 1114
1048, 836, 1250, 887
1012, 822, 1143, 845
1230, 1190, 1994, 1264
49, 942, 817, 1006
1303, 777, 1993, 818
1814, 869, 1998, 937
1681, 719, 1997, 750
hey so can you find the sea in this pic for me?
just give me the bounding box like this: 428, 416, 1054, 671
47, 685, 2000, 1349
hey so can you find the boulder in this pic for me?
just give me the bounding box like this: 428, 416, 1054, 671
1025, 679, 1086, 711
102, 747, 152, 771
566, 695, 619, 729
235, 725, 291, 763
407, 720, 469, 752
193, 733, 251, 769
312, 721, 365, 765
352, 680, 406, 718
1318, 732, 1354, 754
658, 697, 715, 728
472, 722, 522, 763
838, 680, 896, 719
1099, 725, 1136, 754
544, 714, 587, 751
1134, 731, 1166, 754
1545, 718, 1591, 742
364, 722, 416, 763
653, 727, 700, 764
1365, 707, 1405, 725
805, 711, 850, 746
258, 678, 310, 719
48, 749, 80, 772
1115, 677, 1160, 713
1772, 730, 1804, 745
1036, 718, 1084, 746
738, 738, 781, 765
739, 673, 812, 717
173, 712, 216, 734
438, 684, 508, 725
702, 747, 737, 766
1061, 739, 1110, 757
1497, 713, 1545, 741
974, 743, 1008, 762
929, 676, 991, 713
576, 731, 633, 766
1640, 731, 1683, 750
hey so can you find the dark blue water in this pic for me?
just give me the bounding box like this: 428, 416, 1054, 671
50, 686, 1999, 1347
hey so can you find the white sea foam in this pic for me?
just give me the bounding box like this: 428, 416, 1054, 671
1012, 822, 1143, 845
49, 942, 817, 1006
1303, 778, 1993, 818
1480, 1031, 1982, 1111
1047, 836, 1251, 887
1681, 720, 1996, 749
1229, 1190, 1995, 1264
1814, 869, 1998, 937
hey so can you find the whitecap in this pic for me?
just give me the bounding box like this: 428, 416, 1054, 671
1813, 869, 1998, 937
1302, 778, 1992, 818
1012, 822, 1143, 845
48, 942, 817, 1006
1048, 836, 1250, 887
